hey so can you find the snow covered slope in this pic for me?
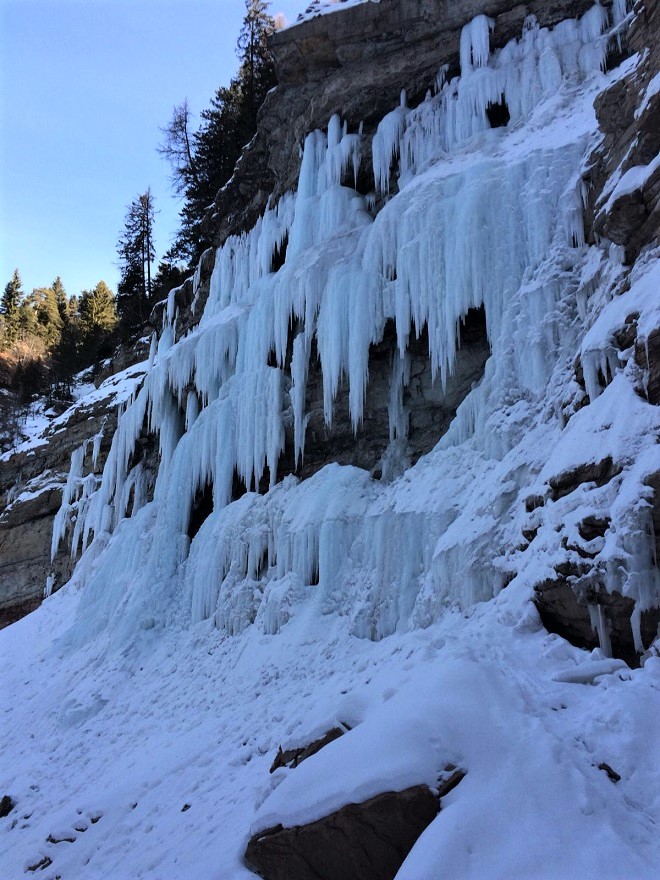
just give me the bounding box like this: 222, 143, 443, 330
2, 3, 659, 879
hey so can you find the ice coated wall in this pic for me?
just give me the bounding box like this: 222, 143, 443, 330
51, 3, 658, 651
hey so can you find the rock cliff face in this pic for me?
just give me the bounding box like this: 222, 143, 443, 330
162, 0, 598, 331
528, 0, 660, 666
588, 0, 660, 261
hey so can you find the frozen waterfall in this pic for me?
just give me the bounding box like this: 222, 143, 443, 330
50, 3, 656, 650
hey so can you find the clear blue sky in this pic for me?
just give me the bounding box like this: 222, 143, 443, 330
0, 0, 304, 299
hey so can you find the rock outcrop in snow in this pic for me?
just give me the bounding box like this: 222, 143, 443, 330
245, 784, 440, 880
589, 0, 660, 260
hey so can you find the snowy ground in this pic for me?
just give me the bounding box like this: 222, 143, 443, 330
1, 578, 659, 879
292, 0, 377, 26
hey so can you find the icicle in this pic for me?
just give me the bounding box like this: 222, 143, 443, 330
612, 0, 628, 25
185, 390, 200, 431
588, 604, 613, 657
91, 428, 104, 469
290, 331, 310, 464
578, 2, 608, 72
372, 100, 407, 195
190, 258, 203, 313
460, 14, 494, 74
148, 332, 157, 367
51, 443, 86, 560
166, 288, 177, 324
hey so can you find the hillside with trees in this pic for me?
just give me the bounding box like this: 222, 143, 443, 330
0, 270, 119, 448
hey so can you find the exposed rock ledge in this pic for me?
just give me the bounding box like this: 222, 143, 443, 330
206, 0, 596, 254
588, 0, 660, 261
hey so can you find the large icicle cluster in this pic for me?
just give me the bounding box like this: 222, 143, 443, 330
52, 3, 657, 651
371, 5, 611, 194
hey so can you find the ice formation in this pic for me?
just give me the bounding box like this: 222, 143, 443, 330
47, 3, 657, 652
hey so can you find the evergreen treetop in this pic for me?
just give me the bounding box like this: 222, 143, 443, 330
79, 280, 118, 334
30, 286, 63, 349
1, 269, 23, 345
116, 189, 156, 327
159, 0, 277, 266
52, 276, 69, 325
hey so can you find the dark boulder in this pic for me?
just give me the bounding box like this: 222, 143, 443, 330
270, 727, 347, 773
245, 784, 439, 880
0, 794, 15, 817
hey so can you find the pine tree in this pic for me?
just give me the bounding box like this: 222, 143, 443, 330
1, 269, 23, 346
79, 281, 118, 334
157, 100, 199, 197
152, 258, 188, 303
52, 276, 69, 326
177, 84, 242, 262
117, 189, 156, 326
30, 286, 63, 349
50, 297, 82, 401
77, 280, 118, 365
159, 1, 276, 267
236, 0, 276, 140
67, 295, 79, 322
17, 299, 39, 340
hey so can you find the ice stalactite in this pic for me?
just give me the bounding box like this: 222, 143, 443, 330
459, 14, 494, 73
371, 90, 407, 195
51, 444, 90, 561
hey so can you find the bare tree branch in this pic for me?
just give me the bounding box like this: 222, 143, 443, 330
157, 100, 200, 194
